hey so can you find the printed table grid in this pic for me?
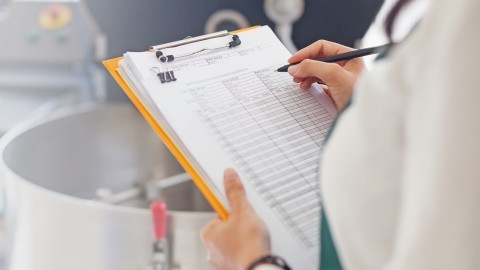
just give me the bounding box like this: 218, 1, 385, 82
181, 68, 333, 249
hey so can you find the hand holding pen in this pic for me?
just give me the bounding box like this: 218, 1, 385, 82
278, 40, 390, 110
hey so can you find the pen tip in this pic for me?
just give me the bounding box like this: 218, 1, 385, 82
273, 69, 278, 72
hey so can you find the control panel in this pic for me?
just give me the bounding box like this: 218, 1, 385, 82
0, 1, 105, 65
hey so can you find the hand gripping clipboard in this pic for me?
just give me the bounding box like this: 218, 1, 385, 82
103, 26, 260, 219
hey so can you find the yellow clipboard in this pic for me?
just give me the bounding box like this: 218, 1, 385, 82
103, 26, 260, 220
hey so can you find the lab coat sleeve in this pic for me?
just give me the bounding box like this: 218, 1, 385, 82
383, 0, 480, 269
254, 264, 284, 270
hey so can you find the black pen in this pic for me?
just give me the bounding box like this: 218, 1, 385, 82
275, 44, 393, 73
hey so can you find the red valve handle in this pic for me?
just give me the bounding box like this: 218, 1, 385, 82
150, 200, 167, 240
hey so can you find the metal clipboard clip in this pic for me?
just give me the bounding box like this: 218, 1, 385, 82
149, 30, 242, 83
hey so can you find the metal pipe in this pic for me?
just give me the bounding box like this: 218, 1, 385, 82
95, 173, 191, 204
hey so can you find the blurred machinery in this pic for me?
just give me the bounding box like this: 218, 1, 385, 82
0, 104, 214, 270
264, 0, 305, 52
84, 0, 384, 52
0, 0, 106, 137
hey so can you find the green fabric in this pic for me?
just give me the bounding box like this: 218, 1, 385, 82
320, 210, 343, 270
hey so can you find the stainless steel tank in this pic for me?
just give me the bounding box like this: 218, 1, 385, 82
0, 104, 214, 270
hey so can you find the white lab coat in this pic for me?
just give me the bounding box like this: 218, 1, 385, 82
321, 0, 480, 269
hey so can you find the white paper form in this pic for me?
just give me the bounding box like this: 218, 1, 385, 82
122, 26, 336, 270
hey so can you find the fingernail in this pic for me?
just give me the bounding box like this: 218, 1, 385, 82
288, 66, 297, 76
224, 168, 238, 181
288, 65, 297, 75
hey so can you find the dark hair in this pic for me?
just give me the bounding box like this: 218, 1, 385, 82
385, 0, 411, 40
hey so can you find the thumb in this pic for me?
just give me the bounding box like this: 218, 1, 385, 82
288, 59, 349, 86
223, 168, 249, 214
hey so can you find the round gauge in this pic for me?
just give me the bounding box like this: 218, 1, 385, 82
264, 0, 305, 24
38, 4, 73, 30
204, 9, 250, 34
